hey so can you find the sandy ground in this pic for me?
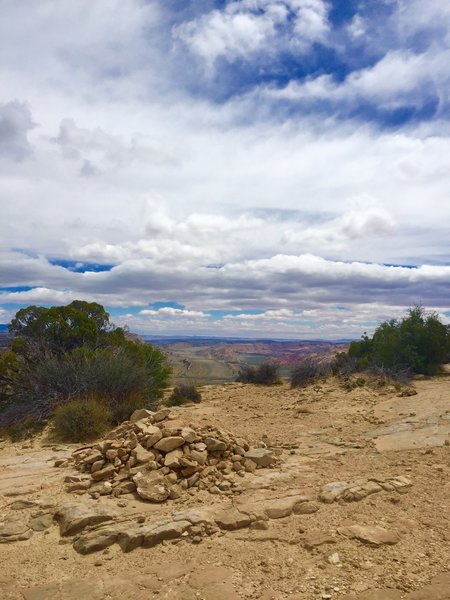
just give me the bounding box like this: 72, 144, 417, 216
0, 375, 449, 599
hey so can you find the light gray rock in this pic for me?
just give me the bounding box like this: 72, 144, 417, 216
29, 514, 53, 532
164, 448, 183, 469
338, 524, 401, 546
144, 425, 163, 448
133, 470, 170, 502
91, 464, 115, 481
133, 444, 155, 464
244, 448, 274, 467
152, 408, 171, 422
264, 495, 309, 519
130, 409, 154, 422
73, 527, 119, 554
204, 437, 227, 453
54, 503, 117, 536
143, 520, 191, 547
181, 427, 198, 443
215, 508, 254, 530
0, 518, 33, 543
154, 436, 185, 453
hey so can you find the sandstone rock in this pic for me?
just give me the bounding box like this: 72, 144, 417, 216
133, 470, 170, 502
117, 525, 146, 552
143, 519, 191, 547
54, 503, 117, 536
130, 409, 154, 422
181, 427, 198, 443
134, 444, 155, 464
244, 448, 274, 467
154, 436, 185, 453
73, 527, 119, 554
152, 408, 171, 422
215, 507, 253, 530
319, 481, 350, 503
0, 518, 33, 543
303, 531, 336, 550
264, 495, 309, 519
164, 448, 184, 469
29, 514, 53, 532
204, 437, 227, 453
91, 464, 115, 481
190, 449, 207, 465
338, 524, 401, 546
293, 500, 320, 515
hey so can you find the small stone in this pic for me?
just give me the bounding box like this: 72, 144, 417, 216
154, 436, 185, 453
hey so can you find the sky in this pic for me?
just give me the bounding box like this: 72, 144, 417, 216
0, 0, 449, 339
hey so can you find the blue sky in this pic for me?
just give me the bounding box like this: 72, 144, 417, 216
0, 0, 449, 338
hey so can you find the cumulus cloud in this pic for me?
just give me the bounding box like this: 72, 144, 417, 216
282, 198, 396, 248
173, 0, 330, 68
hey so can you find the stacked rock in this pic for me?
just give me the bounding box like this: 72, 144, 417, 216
63, 408, 277, 501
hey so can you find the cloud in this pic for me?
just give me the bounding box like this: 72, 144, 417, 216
282, 197, 396, 248
140, 307, 207, 318
0, 1, 449, 338
0, 101, 34, 161
174, 0, 330, 69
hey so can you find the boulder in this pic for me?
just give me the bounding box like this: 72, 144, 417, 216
143, 520, 191, 547
133, 471, 170, 502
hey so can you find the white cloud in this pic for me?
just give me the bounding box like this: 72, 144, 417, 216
282, 197, 396, 248
140, 307, 207, 318
174, 0, 330, 68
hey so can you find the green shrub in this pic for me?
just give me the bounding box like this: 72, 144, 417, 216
237, 362, 280, 385
348, 306, 449, 376
0, 301, 172, 431
53, 397, 112, 442
291, 357, 330, 388
167, 383, 202, 407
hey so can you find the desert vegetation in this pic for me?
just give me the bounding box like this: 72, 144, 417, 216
290, 356, 331, 388
237, 362, 281, 385
166, 383, 202, 406
343, 306, 449, 377
0, 301, 171, 438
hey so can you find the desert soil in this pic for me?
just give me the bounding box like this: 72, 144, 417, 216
0, 375, 449, 600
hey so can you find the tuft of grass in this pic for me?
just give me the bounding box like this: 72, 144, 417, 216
237, 362, 281, 385
166, 383, 202, 407
53, 397, 112, 442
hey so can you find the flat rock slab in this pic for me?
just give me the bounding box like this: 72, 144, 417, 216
338, 524, 401, 546
54, 503, 117, 536
0, 518, 33, 543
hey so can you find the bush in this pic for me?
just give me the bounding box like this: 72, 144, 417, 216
237, 362, 280, 385
53, 397, 112, 442
348, 306, 449, 376
291, 357, 331, 388
0, 301, 172, 432
167, 383, 202, 407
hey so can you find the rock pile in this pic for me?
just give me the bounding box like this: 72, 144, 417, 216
60, 408, 278, 501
